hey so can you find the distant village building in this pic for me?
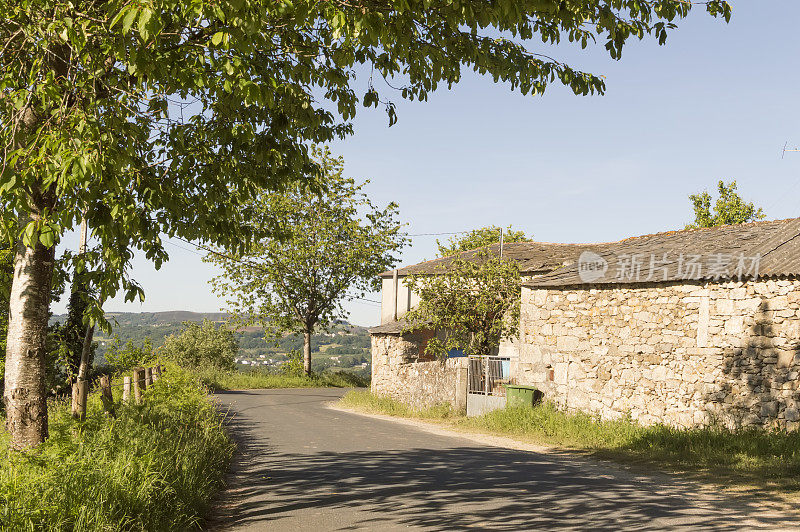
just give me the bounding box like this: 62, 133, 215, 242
370, 218, 800, 430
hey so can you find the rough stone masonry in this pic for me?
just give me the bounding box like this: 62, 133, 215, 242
518, 278, 800, 430
371, 331, 468, 410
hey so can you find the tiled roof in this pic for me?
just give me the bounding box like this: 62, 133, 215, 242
525, 218, 800, 288
368, 317, 412, 335
378, 241, 596, 278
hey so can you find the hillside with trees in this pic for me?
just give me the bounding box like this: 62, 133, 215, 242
50, 311, 372, 375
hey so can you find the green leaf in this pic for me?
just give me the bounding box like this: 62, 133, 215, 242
21, 221, 36, 248
138, 7, 154, 40
122, 7, 139, 34
211, 32, 225, 46
39, 225, 56, 248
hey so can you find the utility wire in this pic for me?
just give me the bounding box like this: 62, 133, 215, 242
406, 231, 469, 237
170, 236, 383, 306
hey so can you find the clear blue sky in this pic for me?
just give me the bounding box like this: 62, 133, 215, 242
52, 2, 800, 326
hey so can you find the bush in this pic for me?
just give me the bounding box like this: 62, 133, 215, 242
104, 336, 155, 371
282, 349, 304, 377
161, 320, 236, 371
0, 365, 234, 530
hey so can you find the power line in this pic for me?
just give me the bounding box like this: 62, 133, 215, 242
164, 239, 205, 256
170, 236, 383, 306
407, 231, 469, 237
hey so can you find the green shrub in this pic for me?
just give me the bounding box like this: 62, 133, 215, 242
161, 320, 236, 371
0, 364, 234, 530
104, 336, 155, 371
282, 349, 305, 377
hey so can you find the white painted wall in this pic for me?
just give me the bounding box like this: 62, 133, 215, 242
380, 277, 395, 324
379, 275, 419, 324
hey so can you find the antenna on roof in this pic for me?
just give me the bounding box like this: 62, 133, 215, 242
782, 141, 800, 159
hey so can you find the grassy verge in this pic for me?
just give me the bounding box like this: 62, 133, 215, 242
0, 365, 234, 531
339, 390, 800, 493
196, 367, 368, 391
338, 389, 456, 419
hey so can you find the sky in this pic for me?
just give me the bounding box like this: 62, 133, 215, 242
52, 1, 800, 326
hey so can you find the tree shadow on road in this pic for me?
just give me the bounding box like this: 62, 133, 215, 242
207, 411, 799, 531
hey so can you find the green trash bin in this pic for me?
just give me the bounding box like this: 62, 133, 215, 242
505, 385, 541, 409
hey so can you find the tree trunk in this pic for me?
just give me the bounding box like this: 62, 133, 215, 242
76, 323, 94, 381
64, 217, 89, 379
4, 237, 56, 450
71, 323, 95, 420
303, 330, 312, 376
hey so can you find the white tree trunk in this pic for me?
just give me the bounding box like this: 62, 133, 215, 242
303, 330, 312, 376
4, 237, 55, 449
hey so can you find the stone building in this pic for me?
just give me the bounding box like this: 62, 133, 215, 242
370, 242, 593, 410
370, 218, 800, 429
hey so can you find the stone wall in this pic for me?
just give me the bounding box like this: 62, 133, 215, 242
371, 332, 467, 410
519, 278, 800, 430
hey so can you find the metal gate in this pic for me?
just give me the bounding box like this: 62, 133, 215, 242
466, 355, 511, 416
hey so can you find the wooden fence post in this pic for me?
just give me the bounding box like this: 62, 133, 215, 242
123, 376, 131, 403
99, 375, 116, 418
145, 367, 153, 387
134, 368, 144, 405
71, 380, 88, 421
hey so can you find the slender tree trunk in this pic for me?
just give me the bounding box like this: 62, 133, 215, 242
65, 217, 89, 379
76, 324, 94, 382
71, 323, 95, 421
4, 237, 56, 450
303, 330, 312, 376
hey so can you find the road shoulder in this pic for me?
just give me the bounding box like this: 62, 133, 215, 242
328, 402, 800, 521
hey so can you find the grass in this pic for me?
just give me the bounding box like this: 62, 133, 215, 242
0, 365, 234, 531
338, 389, 456, 419
196, 367, 369, 391
339, 390, 800, 493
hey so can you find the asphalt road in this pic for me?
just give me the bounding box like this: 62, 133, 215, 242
209, 388, 799, 531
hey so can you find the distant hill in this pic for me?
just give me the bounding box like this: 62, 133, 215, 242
51, 310, 229, 327
49, 311, 371, 373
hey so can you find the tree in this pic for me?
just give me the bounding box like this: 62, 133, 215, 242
0, 0, 731, 448
438, 225, 529, 257
404, 251, 521, 359
161, 320, 237, 371
207, 147, 406, 375
687, 180, 766, 229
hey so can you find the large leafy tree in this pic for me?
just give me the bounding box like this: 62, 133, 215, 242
0, 0, 730, 449
404, 251, 521, 359
687, 180, 765, 229
438, 225, 529, 257
207, 147, 406, 375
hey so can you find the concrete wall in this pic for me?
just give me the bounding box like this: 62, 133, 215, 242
518, 278, 800, 430
371, 333, 468, 411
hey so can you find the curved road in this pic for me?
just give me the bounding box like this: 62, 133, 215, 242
209, 388, 798, 531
